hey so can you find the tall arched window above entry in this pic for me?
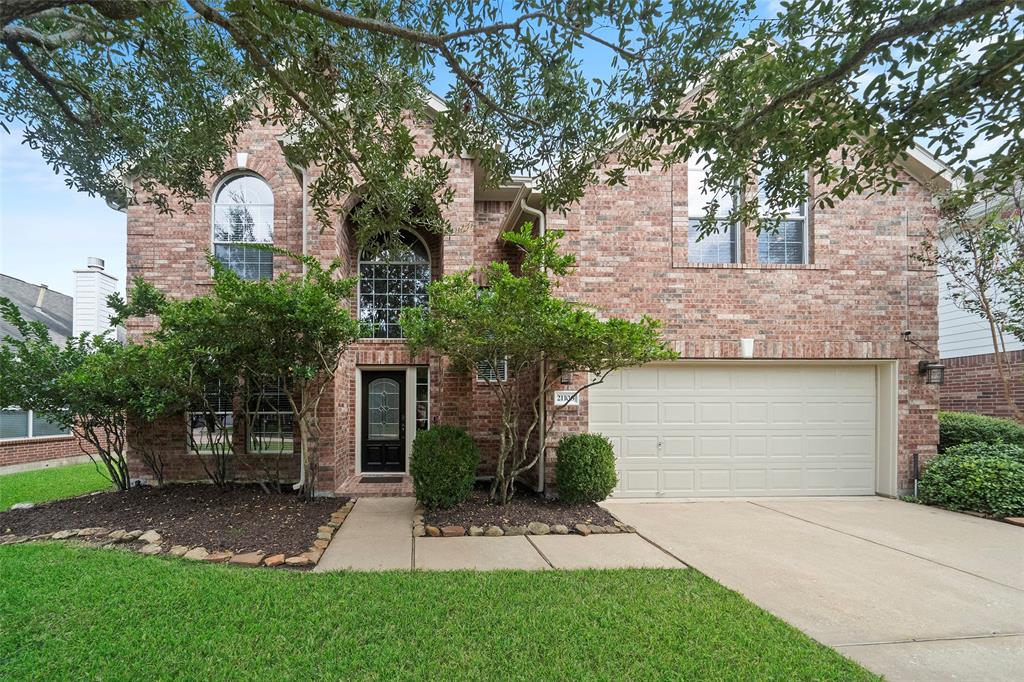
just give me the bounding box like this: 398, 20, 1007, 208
358, 230, 431, 338
212, 174, 274, 280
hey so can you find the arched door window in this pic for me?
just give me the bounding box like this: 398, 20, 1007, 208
212, 174, 274, 280
358, 230, 431, 338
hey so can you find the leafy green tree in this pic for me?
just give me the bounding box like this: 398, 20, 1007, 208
116, 250, 365, 496
402, 225, 676, 504
2, 1, 1019, 243
0, 300, 184, 489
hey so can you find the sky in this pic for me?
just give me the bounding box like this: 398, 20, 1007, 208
0, 131, 127, 296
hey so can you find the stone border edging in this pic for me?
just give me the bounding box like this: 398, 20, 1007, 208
411, 503, 636, 538
0, 498, 357, 569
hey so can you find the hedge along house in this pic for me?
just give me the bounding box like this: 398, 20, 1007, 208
125, 95, 951, 499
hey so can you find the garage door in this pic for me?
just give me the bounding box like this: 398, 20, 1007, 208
589, 364, 877, 497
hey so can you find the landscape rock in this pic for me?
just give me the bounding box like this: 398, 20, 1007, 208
1, 534, 27, 545
51, 529, 78, 540
327, 520, 341, 529
503, 525, 528, 536
126, 530, 144, 539
10, 502, 34, 510
484, 525, 504, 537
441, 525, 465, 537
313, 539, 330, 550
229, 551, 265, 567
413, 524, 425, 537
264, 553, 286, 567
574, 523, 591, 536
285, 555, 312, 566
202, 550, 233, 563
468, 526, 484, 537
603, 525, 621, 534
1005, 517, 1024, 528
302, 549, 323, 562
623, 525, 637, 533
168, 545, 190, 557
106, 529, 129, 542
318, 525, 333, 535
587, 524, 606, 534
316, 531, 333, 541
77, 527, 105, 537
139, 544, 163, 555
138, 530, 162, 544
551, 524, 569, 535
527, 522, 550, 536
425, 525, 441, 537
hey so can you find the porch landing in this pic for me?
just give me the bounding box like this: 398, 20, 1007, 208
336, 474, 414, 497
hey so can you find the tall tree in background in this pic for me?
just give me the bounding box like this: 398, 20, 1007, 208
2, 1, 1021, 242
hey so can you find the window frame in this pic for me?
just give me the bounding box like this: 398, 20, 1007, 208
357, 229, 432, 339
756, 170, 811, 265
687, 153, 741, 265
0, 407, 71, 440
476, 358, 509, 383
210, 172, 275, 281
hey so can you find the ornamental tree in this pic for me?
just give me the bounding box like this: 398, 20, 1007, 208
402, 225, 676, 504
1, 1, 1020, 243
115, 250, 365, 497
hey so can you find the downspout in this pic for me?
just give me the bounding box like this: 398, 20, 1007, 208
293, 167, 309, 491
520, 198, 547, 494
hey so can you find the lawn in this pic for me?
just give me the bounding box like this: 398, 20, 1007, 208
0, 462, 111, 511
0, 543, 876, 681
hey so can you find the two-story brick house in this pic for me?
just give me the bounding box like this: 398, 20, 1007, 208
126, 102, 950, 498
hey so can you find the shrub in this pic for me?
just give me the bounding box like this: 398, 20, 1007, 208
556, 433, 618, 504
410, 426, 480, 510
938, 411, 1024, 452
919, 443, 1024, 517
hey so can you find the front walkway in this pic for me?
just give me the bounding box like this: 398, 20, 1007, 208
604, 497, 1024, 682
314, 497, 686, 571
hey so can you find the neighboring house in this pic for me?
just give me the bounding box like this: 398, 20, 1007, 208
125, 107, 950, 498
0, 259, 120, 471
938, 196, 1024, 419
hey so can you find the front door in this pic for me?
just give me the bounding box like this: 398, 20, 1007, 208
361, 371, 406, 473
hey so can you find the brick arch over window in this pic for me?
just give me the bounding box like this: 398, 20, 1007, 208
211, 172, 275, 280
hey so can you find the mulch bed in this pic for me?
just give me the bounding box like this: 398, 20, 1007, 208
424, 486, 619, 529
0, 484, 347, 557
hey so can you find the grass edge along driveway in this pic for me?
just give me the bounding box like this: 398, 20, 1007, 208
0, 543, 877, 681
0, 462, 111, 511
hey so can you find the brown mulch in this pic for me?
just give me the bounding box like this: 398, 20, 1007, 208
0, 484, 347, 556
424, 486, 618, 529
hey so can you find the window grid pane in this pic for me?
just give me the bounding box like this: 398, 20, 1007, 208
212, 175, 274, 281
1, 409, 29, 438
415, 367, 429, 432
358, 231, 431, 339
758, 219, 806, 265
31, 413, 69, 437
688, 219, 737, 264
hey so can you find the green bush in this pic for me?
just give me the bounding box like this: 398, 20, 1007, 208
556, 433, 618, 504
919, 443, 1024, 517
410, 426, 480, 510
938, 411, 1024, 452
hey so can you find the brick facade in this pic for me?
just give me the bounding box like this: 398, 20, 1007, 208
125, 115, 941, 496
0, 433, 97, 470
940, 351, 1024, 420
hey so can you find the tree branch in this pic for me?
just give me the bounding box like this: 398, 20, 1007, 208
2, 37, 85, 125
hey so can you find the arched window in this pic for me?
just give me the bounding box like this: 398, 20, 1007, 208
212, 174, 274, 280
358, 230, 431, 338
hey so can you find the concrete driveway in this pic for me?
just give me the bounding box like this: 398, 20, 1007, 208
604, 497, 1024, 681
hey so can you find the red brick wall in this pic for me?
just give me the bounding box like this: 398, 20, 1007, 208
0, 434, 96, 469
940, 351, 1024, 420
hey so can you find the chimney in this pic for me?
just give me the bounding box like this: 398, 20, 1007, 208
34, 284, 48, 310
73, 257, 119, 339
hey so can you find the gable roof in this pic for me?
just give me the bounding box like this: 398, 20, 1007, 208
0, 274, 73, 345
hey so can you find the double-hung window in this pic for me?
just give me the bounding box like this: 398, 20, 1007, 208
688, 153, 739, 264
246, 383, 294, 454
757, 173, 809, 265
212, 174, 275, 280
0, 408, 69, 439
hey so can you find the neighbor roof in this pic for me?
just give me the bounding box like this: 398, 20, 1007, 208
0, 274, 73, 345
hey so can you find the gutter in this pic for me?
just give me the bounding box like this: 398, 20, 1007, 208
519, 196, 547, 494
293, 166, 309, 491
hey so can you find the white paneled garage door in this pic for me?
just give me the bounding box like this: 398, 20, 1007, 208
589, 364, 878, 497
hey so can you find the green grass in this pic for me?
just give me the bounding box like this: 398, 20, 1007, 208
0, 462, 112, 511
0, 543, 876, 681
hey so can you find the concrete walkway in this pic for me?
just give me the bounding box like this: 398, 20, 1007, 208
604, 497, 1024, 682
315, 497, 686, 572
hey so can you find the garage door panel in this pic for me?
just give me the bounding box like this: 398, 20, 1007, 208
590, 363, 877, 498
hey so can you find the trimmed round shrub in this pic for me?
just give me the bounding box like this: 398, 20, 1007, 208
919, 443, 1024, 518
556, 433, 618, 504
410, 426, 480, 510
939, 411, 1024, 453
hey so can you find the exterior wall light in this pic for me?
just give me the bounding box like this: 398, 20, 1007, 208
560, 372, 572, 385
918, 360, 945, 385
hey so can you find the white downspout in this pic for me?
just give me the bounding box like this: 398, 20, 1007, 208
293, 167, 309, 491
520, 198, 547, 494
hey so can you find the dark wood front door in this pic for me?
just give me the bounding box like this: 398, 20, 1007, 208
361, 371, 406, 473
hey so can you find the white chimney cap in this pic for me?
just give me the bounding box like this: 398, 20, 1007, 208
87, 257, 105, 270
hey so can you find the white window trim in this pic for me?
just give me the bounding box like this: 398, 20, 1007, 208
210, 172, 275, 279
354, 366, 421, 476
357, 229, 432, 340
0, 407, 71, 440
687, 155, 741, 264
757, 170, 812, 265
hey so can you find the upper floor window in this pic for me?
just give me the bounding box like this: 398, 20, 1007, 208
358, 230, 431, 339
757, 173, 809, 265
212, 174, 274, 280
687, 154, 739, 264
